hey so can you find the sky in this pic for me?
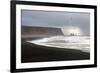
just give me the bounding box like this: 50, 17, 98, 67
21, 10, 90, 35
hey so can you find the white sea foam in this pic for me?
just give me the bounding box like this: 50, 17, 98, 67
27, 36, 90, 53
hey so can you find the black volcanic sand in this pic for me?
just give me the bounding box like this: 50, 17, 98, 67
21, 39, 90, 63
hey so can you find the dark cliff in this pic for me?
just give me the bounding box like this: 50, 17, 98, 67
21, 26, 64, 38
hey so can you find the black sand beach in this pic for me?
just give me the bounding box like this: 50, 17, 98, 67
21, 39, 90, 63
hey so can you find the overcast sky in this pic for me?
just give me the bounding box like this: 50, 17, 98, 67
21, 10, 90, 35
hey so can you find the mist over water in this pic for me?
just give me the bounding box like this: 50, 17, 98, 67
27, 27, 90, 53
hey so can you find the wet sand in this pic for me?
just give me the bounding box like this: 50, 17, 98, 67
21, 39, 90, 63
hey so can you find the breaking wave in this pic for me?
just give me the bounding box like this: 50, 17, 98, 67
27, 36, 90, 53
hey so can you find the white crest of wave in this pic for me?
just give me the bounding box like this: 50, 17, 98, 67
27, 35, 90, 53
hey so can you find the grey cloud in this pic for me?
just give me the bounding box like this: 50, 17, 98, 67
21, 10, 90, 35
